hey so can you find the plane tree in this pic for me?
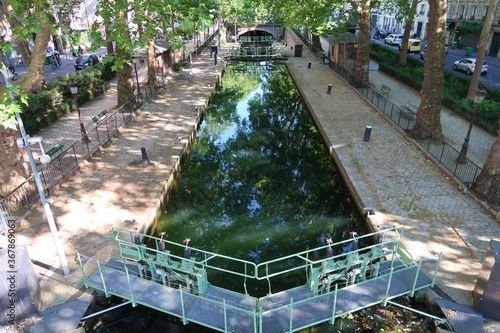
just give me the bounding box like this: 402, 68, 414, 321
0, 0, 76, 196
409, 0, 447, 139
470, 0, 499, 201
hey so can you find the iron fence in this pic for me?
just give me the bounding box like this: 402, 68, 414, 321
1, 80, 164, 220
293, 29, 500, 210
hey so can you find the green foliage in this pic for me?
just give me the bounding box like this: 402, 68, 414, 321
15, 61, 116, 134
173, 59, 189, 71
458, 21, 483, 34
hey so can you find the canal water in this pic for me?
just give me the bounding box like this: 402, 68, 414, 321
86, 62, 436, 333
153, 61, 367, 296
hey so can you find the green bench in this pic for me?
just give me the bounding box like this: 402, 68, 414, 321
92, 110, 108, 124
371, 83, 391, 98
401, 101, 417, 117
45, 143, 64, 157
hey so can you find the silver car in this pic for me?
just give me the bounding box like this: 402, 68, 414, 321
453, 58, 488, 75
384, 34, 403, 45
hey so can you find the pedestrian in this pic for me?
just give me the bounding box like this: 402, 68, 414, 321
78, 45, 83, 55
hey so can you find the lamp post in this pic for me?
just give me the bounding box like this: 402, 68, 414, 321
1, 65, 70, 277
456, 88, 487, 164
69, 81, 89, 143
132, 58, 141, 96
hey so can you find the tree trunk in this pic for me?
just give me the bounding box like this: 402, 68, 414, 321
116, 8, 135, 107
466, 0, 497, 100
311, 34, 323, 52
1, 0, 32, 67
0, 2, 54, 196
410, 0, 446, 139
148, 37, 157, 84
0, 128, 30, 198
351, 0, 371, 82
474, 121, 500, 202
399, 0, 418, 65
105, 24, 114, 55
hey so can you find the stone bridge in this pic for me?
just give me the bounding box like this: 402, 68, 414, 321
227, 24, 285, 43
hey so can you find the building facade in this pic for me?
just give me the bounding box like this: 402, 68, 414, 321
372, 0, 500, 58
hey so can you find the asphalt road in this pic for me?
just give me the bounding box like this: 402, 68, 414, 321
372, 37, 500, 90
1, 47, 109, 84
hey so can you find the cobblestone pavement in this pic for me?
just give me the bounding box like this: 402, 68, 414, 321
284, 30, 500, 308
3, 30, 500, 331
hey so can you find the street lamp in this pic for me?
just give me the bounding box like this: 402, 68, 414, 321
69, 81, 90, 143
456, 88, 487, 164
132, 57, 141, 96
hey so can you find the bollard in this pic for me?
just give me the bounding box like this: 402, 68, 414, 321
141, 147, 152, 165
363, 126, 372, 142
215, 53, 217, 65
327, 84, 332, 94
308, 61, 311, 69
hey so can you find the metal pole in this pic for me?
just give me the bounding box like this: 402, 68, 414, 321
1, 66, 70, 277
75, 96, 90, 143
134, 62, 141, 95
456, 103, 477, 164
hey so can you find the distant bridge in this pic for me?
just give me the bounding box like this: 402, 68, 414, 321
78, 226, 442, 332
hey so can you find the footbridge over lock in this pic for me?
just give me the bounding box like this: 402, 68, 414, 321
224, 24, 288, 61
77, 226, 443, 332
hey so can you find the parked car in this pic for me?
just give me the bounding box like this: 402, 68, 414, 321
452, 58, 488, 75
419, 44, 449, 60
384, 34, 403, 45
398, 39, 422, 53
74, 54, 99, 71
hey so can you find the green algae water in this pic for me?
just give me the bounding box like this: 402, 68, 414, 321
154, 62, 367, 296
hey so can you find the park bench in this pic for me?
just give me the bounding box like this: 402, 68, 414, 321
372, 83, 391, 98
45, 143, 68, 165
400, 101, 418, 117
92, 109, 108, 124
45, 143, 64, 157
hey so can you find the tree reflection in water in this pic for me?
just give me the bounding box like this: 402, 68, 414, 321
156, 62, 368, 296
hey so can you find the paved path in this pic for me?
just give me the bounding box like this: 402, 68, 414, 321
4, 29, 500, 331
283, 30, 500, 309
369, 62, 495, 167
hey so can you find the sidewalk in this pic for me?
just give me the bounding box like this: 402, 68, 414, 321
283, 30, 500, 311
369, 61, 496, 167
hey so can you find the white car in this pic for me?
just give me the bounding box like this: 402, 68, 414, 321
384, 34, 403, 45
453, 58, 488, 75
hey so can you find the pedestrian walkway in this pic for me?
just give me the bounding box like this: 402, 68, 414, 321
4, 28, 500, 332
283, 30, 500, 310
369, 61, 495, 168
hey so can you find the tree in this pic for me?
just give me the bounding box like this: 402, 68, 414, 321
466, 0, 497, 100
350, 0, 371, 82
410, 0, 447, 139
0, 0, 61, 196
472, 0, 500, 201
398, 0, 418, 65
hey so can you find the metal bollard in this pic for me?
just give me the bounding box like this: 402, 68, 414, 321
327, 84, 332, 94
215, 54, 217, 65
363, 126, 372, 142
308, 61, 311, 69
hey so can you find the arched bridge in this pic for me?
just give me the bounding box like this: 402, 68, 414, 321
229, 24, 284, 43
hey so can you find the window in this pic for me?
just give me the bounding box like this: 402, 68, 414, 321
472, 6, 477, 19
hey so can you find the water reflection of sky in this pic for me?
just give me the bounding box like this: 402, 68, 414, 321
216, 87, 263, 145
